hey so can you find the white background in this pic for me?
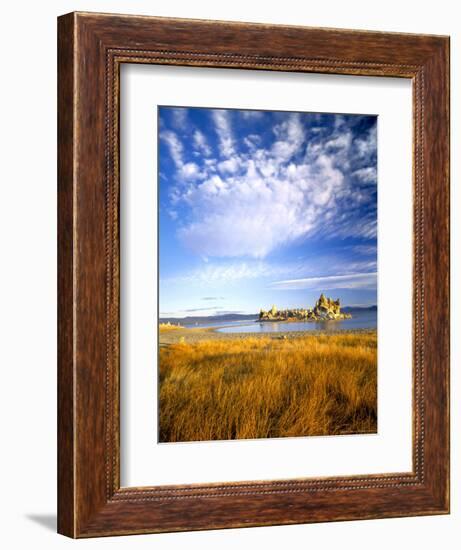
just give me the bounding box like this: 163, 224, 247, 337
121, 65, 412, 486
0, 0, 458, 548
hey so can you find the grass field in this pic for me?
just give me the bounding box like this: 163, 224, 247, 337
159, 322, 182, 331
159, 331, 377, 442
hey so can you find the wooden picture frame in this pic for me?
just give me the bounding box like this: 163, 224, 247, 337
58, 12, 450, 538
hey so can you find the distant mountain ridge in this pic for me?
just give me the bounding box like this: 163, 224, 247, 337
159, 313, 258, 325
342, 305, 377, 313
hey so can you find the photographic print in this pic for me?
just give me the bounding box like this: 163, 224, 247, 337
158, 106, 377, 443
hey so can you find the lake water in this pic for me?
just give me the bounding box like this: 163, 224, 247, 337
183, 319, 257, 330
213, 309, 377, 334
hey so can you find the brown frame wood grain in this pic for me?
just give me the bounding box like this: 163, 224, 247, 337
57, 11, 450, 538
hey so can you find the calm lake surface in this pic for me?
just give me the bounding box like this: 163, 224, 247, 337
184, 319, 257, 330
212, 309, 377, 334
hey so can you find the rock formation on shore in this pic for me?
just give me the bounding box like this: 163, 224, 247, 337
259, 294, 352, 322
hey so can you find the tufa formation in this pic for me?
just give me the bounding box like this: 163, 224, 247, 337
259, 293, 352, 322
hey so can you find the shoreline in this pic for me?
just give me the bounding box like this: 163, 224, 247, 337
159, 325, 377, 345
257, 316, 351, 323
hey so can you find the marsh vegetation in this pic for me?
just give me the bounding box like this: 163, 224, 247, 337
159, 332, 377, 442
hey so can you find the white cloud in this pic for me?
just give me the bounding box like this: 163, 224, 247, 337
270, 272, 377, 290
271, 113, 305, 163
166, 262, 267, 284
348, 244, 377, 256
218, 157, 240, 174
161, 109, 377, 258
240, 110, 264, 120
353, 166, 377, 184
334, 115, 346, 129
170, 107, 188, 129
325, 131, 352, 150
160, 130, 204, 181
180, 162, 202, 180
177, 162, 330, 258
175, 134, 356, 257
212, 110, 235, 157
193, 130, 212, 156
160, 130, 183, 168
244, 134, 261, 149
355, 127, 377, 159
163, 260, 306, 286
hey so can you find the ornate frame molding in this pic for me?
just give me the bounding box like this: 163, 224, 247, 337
58, 12, 449, 537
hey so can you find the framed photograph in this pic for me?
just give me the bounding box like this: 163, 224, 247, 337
58, 12, 450, 537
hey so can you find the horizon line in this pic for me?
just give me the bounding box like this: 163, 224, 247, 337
160, 304, 378, 319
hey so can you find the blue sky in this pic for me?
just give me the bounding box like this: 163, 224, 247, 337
158, 106, 377, 318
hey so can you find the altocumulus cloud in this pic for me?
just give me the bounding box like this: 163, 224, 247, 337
159, 108, 377, 259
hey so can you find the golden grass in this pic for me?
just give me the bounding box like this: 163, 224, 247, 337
159, 323, 182, 331
159, 332, 377, 442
